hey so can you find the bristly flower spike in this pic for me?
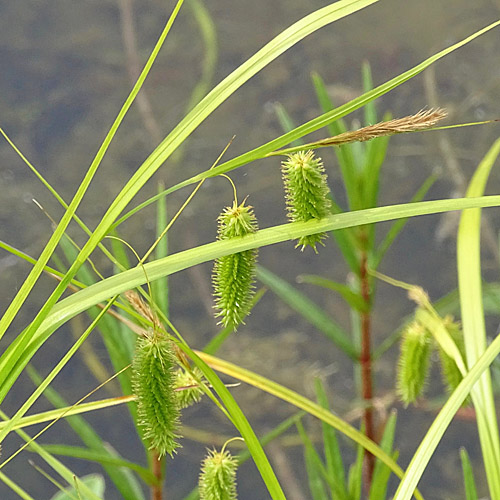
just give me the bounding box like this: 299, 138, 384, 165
132, 332, 181, 457
281, 150, 331, 252
174, 367, 205, 409
199, 443, 239, 500
397, 318, 432, 406
212, 196, 258, 329
437, 316, 468, 403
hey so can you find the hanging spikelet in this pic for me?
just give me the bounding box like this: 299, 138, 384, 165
132, 333, 181, 457
212, 199, 258, 329
397, 319, 432, 406
281, 150, 331, 252
174, 367, 205, 409
437, 316, 468, 403
199, 448, 238, 500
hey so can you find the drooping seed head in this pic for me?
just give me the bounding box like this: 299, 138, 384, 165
437, 316, 468, 403
132, 334, 181, 457
174, 367, 205, 409
397, 319, 431, 406
213, 200, 258, 329
281, 150, 331, 252
199, 448, 238, 500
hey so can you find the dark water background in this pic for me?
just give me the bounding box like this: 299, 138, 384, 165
1, 0, 500, 498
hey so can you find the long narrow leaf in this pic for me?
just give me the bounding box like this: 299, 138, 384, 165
347, 437, 364, 500
27, 367, 145, 499
457, 137, 500, 498
0, 471, 36, 500
197, 352, 424, 500
3, 196, 500, 402
257, 266, 356, 358
315, 379, 348, 500
393, 316, 500, 500
369, 411, 398, 500
176, 345, 286, 499
0, 0, 186, 344
297, 420, 329, 500
40, 445, 154, 486
115, 19, 500, 227
460, 448, 478, 500
298, 275, 368, 313
0, 412, 103, 500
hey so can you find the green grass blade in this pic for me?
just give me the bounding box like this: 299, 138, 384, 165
4, 195, 500, 403
457, 137, 500, 499
298, 275, 368, 313
372, 174, 437, 269
40, 445, 155, 486
177, 346, 286, 499
460, 448, 478, 500
369, 411, 397, 500
199, 352, 424, 500
274, 102, 304, 147
347, 437, 364, 500
116, 19, 500, 229
0, 0, 185, 344
315, 379, 348, 500
0, 471, 36, 500
393, 322, 500, 500
27, 367, 145, 499
297, 421, 329, 500
257, 266, 357, 358
109, 230, 132, 270
361, 61, 377, 126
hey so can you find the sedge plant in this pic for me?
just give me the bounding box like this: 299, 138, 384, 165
0, 2, 500, 500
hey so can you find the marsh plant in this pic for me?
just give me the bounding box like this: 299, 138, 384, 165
1, 1, 500, 500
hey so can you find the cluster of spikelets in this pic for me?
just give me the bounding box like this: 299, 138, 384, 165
199, 448, 238, 500
128, 288, 209, 456
397, 312, 467, 406
132, 333, 181, 457
281, 150, 332, 252
212, 151, 332, 327
174, 366, 205, 409
212, 199, 258, 329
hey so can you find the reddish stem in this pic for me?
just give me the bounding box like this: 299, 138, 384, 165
359, 249, 375, 485
151, 451, 164, 500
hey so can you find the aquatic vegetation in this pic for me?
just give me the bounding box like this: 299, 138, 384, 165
0, 2, 499, 500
